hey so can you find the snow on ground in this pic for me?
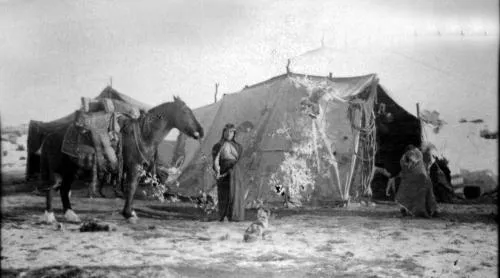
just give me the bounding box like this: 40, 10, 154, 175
1, 188, 497, 278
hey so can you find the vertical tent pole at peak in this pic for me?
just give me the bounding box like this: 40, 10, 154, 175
416, 102, 420, 120
416, 102, 425, 145
214, 83, 219, 103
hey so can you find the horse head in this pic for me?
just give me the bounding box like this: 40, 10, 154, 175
171, 96, 204, 140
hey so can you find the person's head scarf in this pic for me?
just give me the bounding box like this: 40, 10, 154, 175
220, 123, 237, 142
401, 144, 424, 171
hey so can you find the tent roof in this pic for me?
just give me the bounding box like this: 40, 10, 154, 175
29, 86, 152, 134
96, 86, 152, 111
179, 73, 379, 167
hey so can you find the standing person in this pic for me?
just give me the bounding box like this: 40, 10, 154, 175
212, 123, 245, 222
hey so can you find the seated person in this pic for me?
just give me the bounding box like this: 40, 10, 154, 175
394, 145, 438, 218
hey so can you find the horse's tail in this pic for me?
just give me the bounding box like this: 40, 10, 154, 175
39, 141, 50, 185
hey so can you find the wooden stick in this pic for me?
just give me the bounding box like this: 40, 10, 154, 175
416, 102, 420, 119
214, 83, 219, 103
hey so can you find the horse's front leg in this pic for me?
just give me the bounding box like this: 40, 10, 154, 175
88, 154, 99, 198
97, 172, 108, 198
122, 165, 140, 223
61, 171, 81, 223
113, 172, 124, 198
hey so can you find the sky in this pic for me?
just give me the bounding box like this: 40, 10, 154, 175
1, 0, 498, 128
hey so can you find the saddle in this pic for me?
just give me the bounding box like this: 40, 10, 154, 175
62, 97, 138, 173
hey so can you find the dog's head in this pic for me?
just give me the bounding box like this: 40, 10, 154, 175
256, 207, 271, 222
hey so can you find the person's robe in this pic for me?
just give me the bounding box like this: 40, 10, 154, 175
212, 140, 244, 221
395, 148, 438, 218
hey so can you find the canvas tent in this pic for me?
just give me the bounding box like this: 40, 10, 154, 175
25, 86, 166, 180
168, 72, 422, 206
290, 37, 498, 177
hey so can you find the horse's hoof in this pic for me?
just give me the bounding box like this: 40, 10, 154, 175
41, 211, 57, 224
124, 211, 139, 224
64, 209, 81, 223
127, 216, 138, 224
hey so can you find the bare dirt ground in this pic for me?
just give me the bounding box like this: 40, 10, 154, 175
1, 179, 498, 278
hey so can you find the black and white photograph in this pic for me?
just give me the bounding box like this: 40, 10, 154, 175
0, 0, 498, 277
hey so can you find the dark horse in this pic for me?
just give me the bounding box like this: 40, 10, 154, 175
40, 96, 203, 223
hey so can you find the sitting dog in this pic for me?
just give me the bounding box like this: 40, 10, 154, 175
243, 207, 272, 243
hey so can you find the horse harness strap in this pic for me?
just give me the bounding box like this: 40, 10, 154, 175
132, 121, 151, 166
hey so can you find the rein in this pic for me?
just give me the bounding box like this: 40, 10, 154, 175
132, 119, 151, 166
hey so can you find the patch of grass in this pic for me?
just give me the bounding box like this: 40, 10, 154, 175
327, 239, 346, 244
131, 232, 167, 241
315, 244, 333, 252
362, 222, 380, 230
480, 261, 493, 267
450, 239, 464, 245
396, 258, 425, 274
297, 238, 309, 246
468, 266, 481, 272
387, 231, 402, 238
254, 252, 296, 262
437, 248, 461, 254
14, 265, 104, 278
84, 244, 99, 249
39, 246, 57, 250
341, 251, 355, 260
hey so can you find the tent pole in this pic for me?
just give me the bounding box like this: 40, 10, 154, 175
345, 114, 362, 201
416, 102, 420, 119
315, 120, 343, 201
416, 102, 425, 145
214, 83, 219, 103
